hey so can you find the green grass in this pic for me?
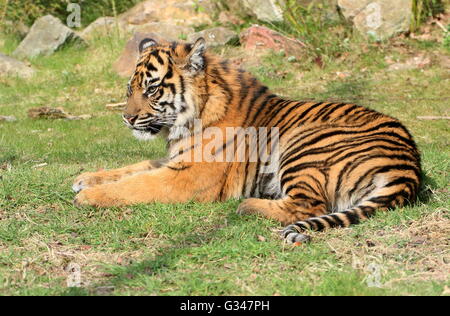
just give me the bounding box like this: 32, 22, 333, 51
0, 32, 449, 296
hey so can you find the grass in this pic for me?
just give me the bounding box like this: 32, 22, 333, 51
0, 30, 449, 296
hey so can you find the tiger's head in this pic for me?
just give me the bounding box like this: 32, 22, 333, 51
123, 37, 207, 141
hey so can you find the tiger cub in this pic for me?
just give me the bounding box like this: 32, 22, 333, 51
73, 38, 421, 243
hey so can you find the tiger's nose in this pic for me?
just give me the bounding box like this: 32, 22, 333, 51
123, 114, 138, 125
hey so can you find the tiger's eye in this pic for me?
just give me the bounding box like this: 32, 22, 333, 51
146, 86, 159, 96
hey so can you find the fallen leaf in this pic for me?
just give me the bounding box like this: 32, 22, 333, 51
336, 71, 351, 79
257, 235, 266, 242
0, 115, 17, 122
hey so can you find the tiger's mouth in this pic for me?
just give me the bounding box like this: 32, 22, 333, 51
137, 123, 164, 134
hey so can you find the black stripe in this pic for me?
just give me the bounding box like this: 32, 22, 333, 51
347, 164, 421, 198
385, 177, 418, 187
146, 63, 158, 72
281, 140, 413, 171
320, 103, 348, 122
309, 218, 325, 230
345, 211, 360, 225
338, 104, 359, 119
309, 102, 331, 122
244, 86, 269, 123
211, 68, 233, 104
330, 214, 345, 227
151, 50, 164, 65
167, 165, 192, 171
259, 99, 297, 128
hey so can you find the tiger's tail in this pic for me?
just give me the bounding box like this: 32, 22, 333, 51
282, 201, 380, 244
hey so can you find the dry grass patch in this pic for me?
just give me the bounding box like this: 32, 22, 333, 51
323, 209, 450, 290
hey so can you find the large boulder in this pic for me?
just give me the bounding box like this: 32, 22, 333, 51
0, 53, 35, 78
240, 25, 307, 58
13, 15, 84, 58
113, 33, 163, 78
188, 27, 238, 47
118, 0, 212, 27
338, 0, 413, 40
113, 23, 196, 77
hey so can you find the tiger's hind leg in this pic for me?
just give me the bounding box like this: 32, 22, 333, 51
237, 193, 328, 227
72, 159, 167, 193
282, 178, 419, 244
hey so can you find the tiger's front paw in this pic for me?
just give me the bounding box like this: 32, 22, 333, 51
73, 186, 123, 208
236, 199, 261, 216
72, 172, 106, 193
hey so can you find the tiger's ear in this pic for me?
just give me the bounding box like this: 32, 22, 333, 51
139, 38, 157, 53
186, 38, 206, 73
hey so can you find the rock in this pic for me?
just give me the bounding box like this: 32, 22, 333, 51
240, 25, 307, 58
113, 24, 196, 78
188, 27, 238, 47
13, 15, 85, 58
242, 0, 284, 22
113, 33, 166, 78
79, 17, 127, 41
338, 0, 413, 40
0, 53, 35, 78
118, 0, 211, 27
132, 22, 194, 41
337, 0, 372, 19
0, 115, 17, 122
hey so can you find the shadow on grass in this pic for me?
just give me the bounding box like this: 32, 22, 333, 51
418, 173, 438, 204
62, 208, 246, 296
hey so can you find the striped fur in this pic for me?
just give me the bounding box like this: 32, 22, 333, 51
73, 38, 422, 243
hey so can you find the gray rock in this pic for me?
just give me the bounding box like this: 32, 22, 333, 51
338, 0, 412, 40
242, 0, 284, 22
0, 53, 35, 78
79, 17, 126, 41
188, 27, 238, 47
13, 15, 85, 59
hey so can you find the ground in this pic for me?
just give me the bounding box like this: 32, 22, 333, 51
0, 33, 449, 296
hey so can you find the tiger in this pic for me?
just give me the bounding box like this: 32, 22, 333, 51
72, 37, 422, 243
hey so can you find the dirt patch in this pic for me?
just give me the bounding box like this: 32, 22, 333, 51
324, 209, 450, 288
1, 230, 161, 292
